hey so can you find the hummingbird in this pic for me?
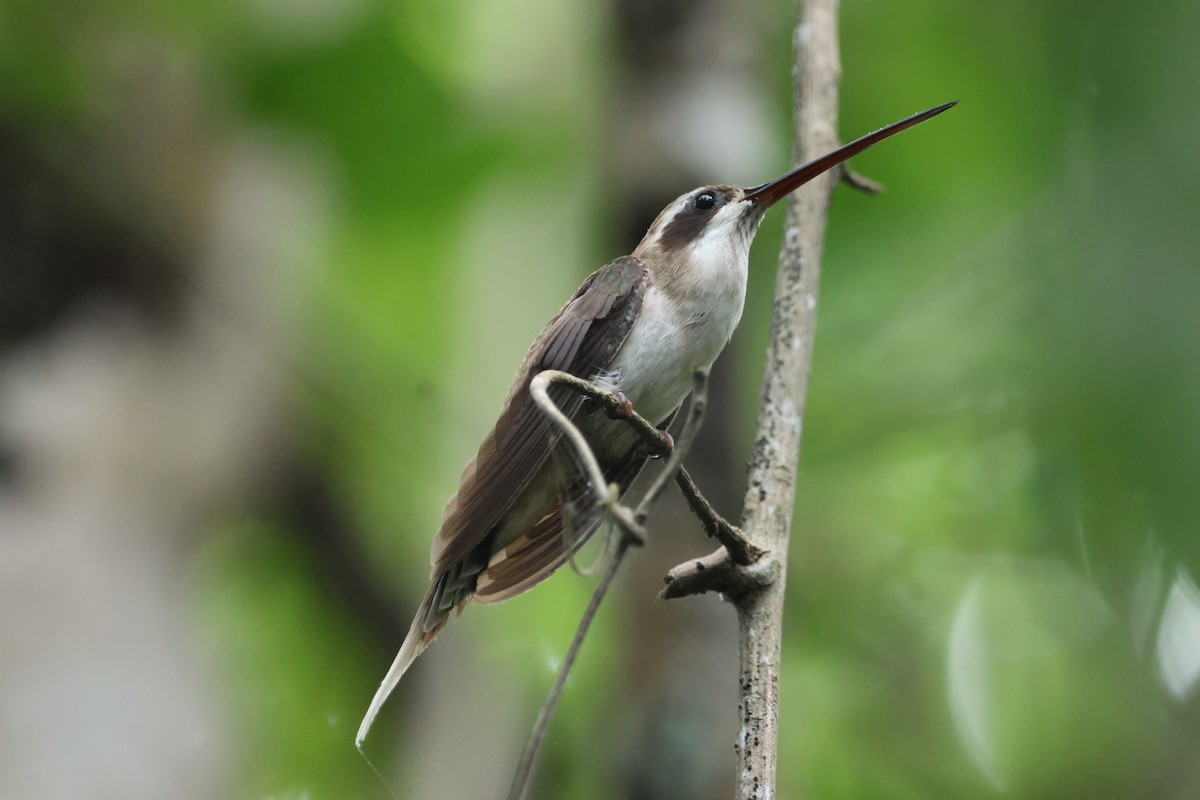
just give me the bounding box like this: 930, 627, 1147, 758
356, 101, 954, 745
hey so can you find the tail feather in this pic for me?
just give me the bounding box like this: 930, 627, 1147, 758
356, 586, 445, 747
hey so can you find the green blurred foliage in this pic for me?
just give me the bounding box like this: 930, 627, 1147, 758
6, 0, 1200, 796
195, 519, 383, 797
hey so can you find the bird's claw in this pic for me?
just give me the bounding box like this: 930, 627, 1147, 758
606, 390, 634, 420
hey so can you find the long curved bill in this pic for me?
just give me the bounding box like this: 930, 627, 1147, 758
744, 101, 956, 207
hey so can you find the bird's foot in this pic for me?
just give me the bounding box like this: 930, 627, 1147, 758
641, 430, 674, 460
606, 390, 634, 420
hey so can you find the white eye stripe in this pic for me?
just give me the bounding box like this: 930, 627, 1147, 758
634, 190, 748, 256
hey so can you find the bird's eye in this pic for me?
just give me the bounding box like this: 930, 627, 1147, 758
693, 192, 717, 211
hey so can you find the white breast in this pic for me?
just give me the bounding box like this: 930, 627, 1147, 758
591, 250, 748, 453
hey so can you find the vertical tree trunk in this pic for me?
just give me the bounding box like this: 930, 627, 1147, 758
733, 1, 841, 796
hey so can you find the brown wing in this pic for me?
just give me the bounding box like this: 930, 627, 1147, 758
429, 255, 648, 576
471, 436, 650, 604
474, 406, 679, 603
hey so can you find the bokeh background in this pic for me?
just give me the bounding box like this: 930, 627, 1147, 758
3, 0, 1199, 797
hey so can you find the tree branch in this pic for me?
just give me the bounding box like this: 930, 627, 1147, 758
633, 369, 709, 524
732, 2, 842, 794
674, 468, 761, 565
839, 163, 885, 194
527, 370, 673, 464
659, 1, 845, 796
506, 532, 635, 800
507, 368, 714, 800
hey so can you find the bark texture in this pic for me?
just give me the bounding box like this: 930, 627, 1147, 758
732, 1, 842, 796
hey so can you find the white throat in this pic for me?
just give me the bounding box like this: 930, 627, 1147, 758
594, 201, 758, 445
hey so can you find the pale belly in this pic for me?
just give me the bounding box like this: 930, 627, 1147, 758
493, 277, 744, 549
585, 284, 741, 460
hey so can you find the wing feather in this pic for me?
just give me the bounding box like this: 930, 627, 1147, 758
473, 408, 678, 603
473, 439, 648, 603
429, 255, 647, 574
